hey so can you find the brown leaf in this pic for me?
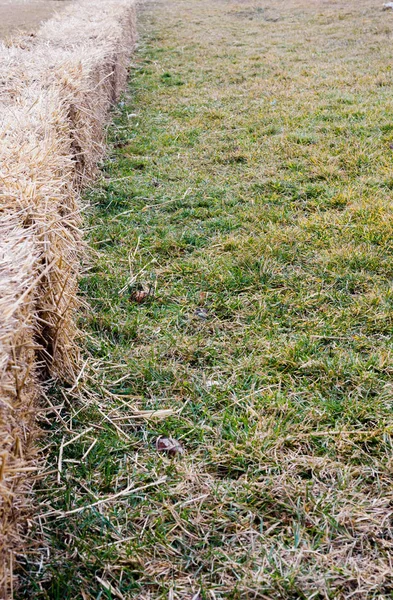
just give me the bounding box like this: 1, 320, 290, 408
155, 436, 184, 456
133, 290, 149, 303
130, 285, 153, 303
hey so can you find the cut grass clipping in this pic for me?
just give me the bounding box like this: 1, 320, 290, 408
22, 0, 393, 597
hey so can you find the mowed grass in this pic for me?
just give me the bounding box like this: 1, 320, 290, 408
20, 0, 393, 598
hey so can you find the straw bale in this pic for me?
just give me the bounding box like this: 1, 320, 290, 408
0, 217, 39, 598
0, 0, 137, 594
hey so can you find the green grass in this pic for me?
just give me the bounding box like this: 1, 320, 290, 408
19, 0, 393, 597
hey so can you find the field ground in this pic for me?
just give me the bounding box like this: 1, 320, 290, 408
0, 0, 70, 39
19, 0, 393, 597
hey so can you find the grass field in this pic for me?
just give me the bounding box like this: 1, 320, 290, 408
0, 0, 70, 39
20, 0, 393, 597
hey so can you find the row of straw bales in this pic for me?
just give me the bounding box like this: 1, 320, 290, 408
0, 1, 137, 594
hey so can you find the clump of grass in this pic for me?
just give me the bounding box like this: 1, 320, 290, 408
19, 0, 393, 597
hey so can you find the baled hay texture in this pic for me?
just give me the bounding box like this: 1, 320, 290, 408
0, 0, 137, 594
0, 217, 39, 598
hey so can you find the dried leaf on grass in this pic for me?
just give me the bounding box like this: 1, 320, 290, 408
156, 436, 185, 456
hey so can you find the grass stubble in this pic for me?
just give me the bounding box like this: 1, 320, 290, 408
19, 0, 393, 597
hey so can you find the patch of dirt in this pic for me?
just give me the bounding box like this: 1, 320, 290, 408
0, 0, 71, 40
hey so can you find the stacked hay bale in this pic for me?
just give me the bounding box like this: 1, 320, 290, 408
0, 0, 136, 594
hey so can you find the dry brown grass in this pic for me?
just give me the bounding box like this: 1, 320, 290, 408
0, 1, 137, 595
